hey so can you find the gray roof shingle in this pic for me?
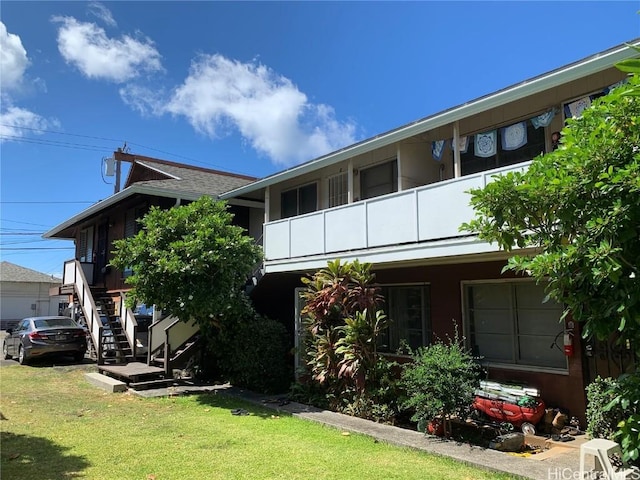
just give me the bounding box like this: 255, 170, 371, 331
0, 262, 61, 283
127, 159, 256, 197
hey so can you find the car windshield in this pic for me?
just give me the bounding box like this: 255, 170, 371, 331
33, 318, 77, 329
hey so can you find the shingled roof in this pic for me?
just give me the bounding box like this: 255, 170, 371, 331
124, 155, 256, 197
0, 262, 61, 283
44, 154, 261, 240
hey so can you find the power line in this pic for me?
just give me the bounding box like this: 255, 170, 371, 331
0, 201, 94, 204
0, 247, 73, 251
1, 219, 53, 228
0, 134, 112, 153
2, 123, 256, 177
0, 227, 44, 232
0, 123, 122, 143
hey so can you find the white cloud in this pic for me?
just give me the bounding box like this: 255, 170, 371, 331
0, 21, 29, 91
162, 54, 357, 165
0, 22, 55, 144
53, 16, 162, 83
87, 2, 117, 28
0, 106, 54, 143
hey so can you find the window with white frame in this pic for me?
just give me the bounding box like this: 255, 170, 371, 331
465, 281, 566, 369
328, 172, 348, 208
281, 183, 318, 218
378, 284, 430, 352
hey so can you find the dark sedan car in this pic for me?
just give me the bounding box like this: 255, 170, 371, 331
2, 316, 87, 365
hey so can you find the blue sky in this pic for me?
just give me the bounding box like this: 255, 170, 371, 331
1, 1, 639, 277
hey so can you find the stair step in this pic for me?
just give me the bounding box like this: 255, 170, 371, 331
129, 378, 177, 390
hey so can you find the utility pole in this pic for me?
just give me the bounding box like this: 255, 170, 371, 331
113, 149, 136, 194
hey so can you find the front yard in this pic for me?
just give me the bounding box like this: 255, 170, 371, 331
0, 363, 517, 480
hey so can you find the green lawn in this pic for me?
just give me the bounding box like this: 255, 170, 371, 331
0, 363, 518, 479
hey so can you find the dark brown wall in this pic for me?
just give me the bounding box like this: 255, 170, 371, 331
264, 259, 587, 422
375, 260, 587, 423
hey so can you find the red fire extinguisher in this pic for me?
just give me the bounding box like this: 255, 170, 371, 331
563, 332, 574, 356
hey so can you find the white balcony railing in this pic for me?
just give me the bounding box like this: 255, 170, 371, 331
264, 163, 530, 262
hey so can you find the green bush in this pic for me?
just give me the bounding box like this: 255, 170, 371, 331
401, 336, 482, 435
296, 259, 402, 422
206, 313, 293, 394
586, 376, 622, 440
609, 372, 640, 466
587, 373, 640, 466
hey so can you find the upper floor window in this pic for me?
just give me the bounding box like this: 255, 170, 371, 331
461, 123, 546, 176
78, 226, 94, 263
360, 159, 398, 200
124, 205, 147, 238
123, 205, 147, 277
328, 172, 348, 208
465, 281, 566, 370
281, 183, 317, 219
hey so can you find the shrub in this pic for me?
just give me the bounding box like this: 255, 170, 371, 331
206, 312, 293, 394
587, 373, 640, 466
295, 259, 402, 422
609, 372, 640, 466
586, 376, 622, 440
401, 334, 482, 436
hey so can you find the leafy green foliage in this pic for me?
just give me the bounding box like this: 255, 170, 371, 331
401, 335, 482, 435
300, 259, 385, 392
586, 376, 624, 440
297, 259, 399, 422
110, 196, 262, 328
461, 73, 640, 345
206, 310, 293, 394
586, 375, 640, 467
462, 67, 640, 459
606, 373, 640, 466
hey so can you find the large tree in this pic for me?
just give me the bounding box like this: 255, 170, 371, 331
110, 196, 262, 328
462, 71, 640, 346
462, 63, 640, 463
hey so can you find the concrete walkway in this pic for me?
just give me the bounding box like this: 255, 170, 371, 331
131, 381, 585, 480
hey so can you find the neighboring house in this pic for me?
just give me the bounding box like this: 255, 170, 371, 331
220, 39, 640, 422
0, 261, 66, 330
44, 155, 261, 373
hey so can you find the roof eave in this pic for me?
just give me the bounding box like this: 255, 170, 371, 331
220, 39, 640, 200
43, 185, 209, 239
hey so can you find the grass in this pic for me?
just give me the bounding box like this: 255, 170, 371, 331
0, 363, 518, 480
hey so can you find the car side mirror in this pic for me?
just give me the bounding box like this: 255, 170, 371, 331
6, 328, 13, 335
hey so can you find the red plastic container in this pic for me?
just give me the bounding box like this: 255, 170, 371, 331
472, 396, 545, 427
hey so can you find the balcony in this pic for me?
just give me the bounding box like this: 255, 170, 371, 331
263, 163, 530, 271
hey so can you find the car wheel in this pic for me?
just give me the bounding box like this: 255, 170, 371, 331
18, 346, 28, 365
73, 351, 85, 362
2, 341, 11, 360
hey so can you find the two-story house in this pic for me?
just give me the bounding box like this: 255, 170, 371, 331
44, 154, 261, 377
221, 39, 640, 421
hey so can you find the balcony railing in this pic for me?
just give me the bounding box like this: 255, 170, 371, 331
264, 162, 530, 261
